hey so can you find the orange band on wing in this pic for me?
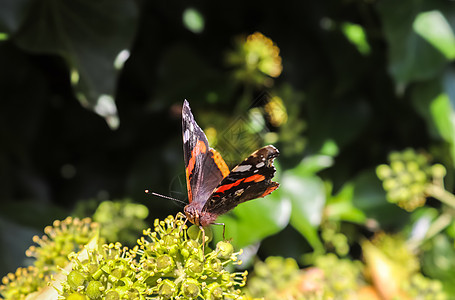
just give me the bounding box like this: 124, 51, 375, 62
215, 178, 244, 194
186, 140, 207, 203
210, 149, 230, 178
215, 174, 265, 195
260, 184, 279, 197
244, 174, 265, 183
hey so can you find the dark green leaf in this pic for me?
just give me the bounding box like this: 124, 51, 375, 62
212, 189, 291, 250
352, 169, 409, 228
376, 0, 448, 85
13, 0, 138, 117
411, 75, 455, 163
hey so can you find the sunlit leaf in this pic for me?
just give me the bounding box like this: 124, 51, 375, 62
326, 183, 366, 224
341, 22, 371, 55
413, 10, 455, 60
411, 76, 455, 164
182, 8, 205, 34
281, 167, 325, 253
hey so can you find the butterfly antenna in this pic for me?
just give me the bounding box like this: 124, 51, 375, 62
145, 190, 187, 206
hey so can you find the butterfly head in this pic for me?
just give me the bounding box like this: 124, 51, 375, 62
184, 204, 200, 226
184, 203, 218, 227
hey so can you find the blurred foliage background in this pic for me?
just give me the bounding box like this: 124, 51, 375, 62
2, 0, 455, 298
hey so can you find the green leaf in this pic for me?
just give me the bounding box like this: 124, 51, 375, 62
413, 10, 455, 60
212, 189, 291, 250
352, 169, 409, 228
0, 0, 29, 33
282, 168, 325, 253
376, 0, 448, 85
12, 0, 138, 125
182, 8, 205, 34
411, 76, 455, 163
326, 183, 366, 224
341, 22, 371, 55
288, 152, 334, 177
422, 234, 455, 295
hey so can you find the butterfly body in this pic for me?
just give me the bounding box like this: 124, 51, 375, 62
182, 99, 279, 227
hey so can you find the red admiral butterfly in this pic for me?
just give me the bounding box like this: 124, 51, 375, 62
182, 100, 279, 231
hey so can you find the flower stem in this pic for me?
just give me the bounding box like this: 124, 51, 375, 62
425, 184, 455, 209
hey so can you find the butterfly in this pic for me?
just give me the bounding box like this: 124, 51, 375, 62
182, 99, 279, 235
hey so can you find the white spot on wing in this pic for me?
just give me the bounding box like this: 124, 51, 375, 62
234, 189, 244, 196
256, 162, 265, 168
235, 165, 252, 172
190, 122, 194, 131
183, 129, 190, 143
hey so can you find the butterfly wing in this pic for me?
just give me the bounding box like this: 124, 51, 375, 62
201, 145, 279, 219
182, 100, 230, 207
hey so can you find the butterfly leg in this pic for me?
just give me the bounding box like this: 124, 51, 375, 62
199, 225, 206, 261
212, 222, 226, 240
178, 217, 188, 237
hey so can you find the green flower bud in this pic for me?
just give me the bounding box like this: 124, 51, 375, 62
406, 161, 419, 173
126, 288, 139, 299
376, 164, 392, 180
187, 225, 213, 244
105, 290, 119, 300
398, 172, 413, 186
67, 292, 87, 300
87, 263, 99, 275
206, 257, 223, 274
409, 183, 425, 195
204, 282, 223, 300
158, 279, 177, 299
185, 257, 204, 277
181, 239, 200, 258
389, 151, 401, 161
142, 257, 156, 271
163, 234, 177, 247
432, 164, 446, 178
182, 278, 200, 298
415, 153, 428, 165
382, 178, 397, 191
156, 255, 174, 273
67, 270, 85, 290
111, 268, 124, 279
391, 160, 405, 173
413, 170, 427, 183
216, 241, 234, 259
86, 281, 103, 299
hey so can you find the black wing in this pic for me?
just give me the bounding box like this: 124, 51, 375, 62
202, 145, 279, 216
182, 100, 230, 206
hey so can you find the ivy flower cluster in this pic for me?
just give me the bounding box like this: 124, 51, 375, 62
226, 32, 283, 86
376, 148, 445, 211
59, 214, 248, 300
0, 217, 99, 300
